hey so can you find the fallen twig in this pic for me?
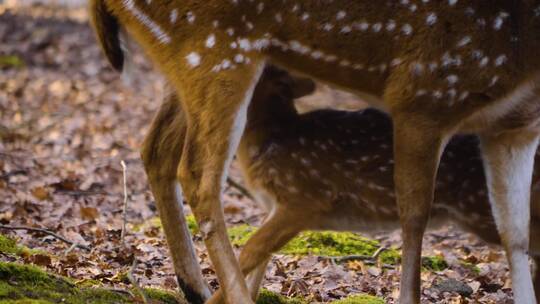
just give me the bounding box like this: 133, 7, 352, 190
371, 246, 388, 259
103, 288, 135, 298
321, 246, 389, 263
226, 177, 254, 200
127, 258, 149, 304
120, 160, 128, 245
0, 169, 27, 181
0, 225, 91, 251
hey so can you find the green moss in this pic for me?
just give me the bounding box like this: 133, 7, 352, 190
0, 262, 186, 304
1, 300, 52, 304
0, 55, 24, 69
143, 288, 183, 304
421, 255, 448, 271
74, 279, 103, 288
76, 288, 128, 304
331, 294, 385, 304
228, 224, 257, 246
378, 249, 401, 265
0, 262, 74, 302
225, 225, 403, 265
460, 261, 481, 275
281, 231, 377, 256
256, 289, 306, 304
0, 235, 22, 255
185, 215, 199, 235
0, 234, 48, 258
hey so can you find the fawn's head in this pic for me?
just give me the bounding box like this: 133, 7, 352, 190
246, 65, 315, 125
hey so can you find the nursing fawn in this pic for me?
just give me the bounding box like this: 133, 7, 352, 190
90, 1, 540, 302
146, 66, 540, 303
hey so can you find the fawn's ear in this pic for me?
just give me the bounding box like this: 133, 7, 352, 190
291, 76, 316, 99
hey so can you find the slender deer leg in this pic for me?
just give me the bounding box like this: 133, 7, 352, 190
207, 209, 303, 304
481, 131, 540, 304
533, 257, 540, 297
393, 117, 447, 304
246, 258, 271, 300
532, 197, 540, 297
175, 63, 265, 304
141, 86, 211, 303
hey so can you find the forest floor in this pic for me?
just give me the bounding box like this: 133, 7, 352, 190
0, 3, 518, 303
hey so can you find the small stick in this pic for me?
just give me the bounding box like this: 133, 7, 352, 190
127, 258, 149, 304
371, 246, 388, 259
0, 225, 91, 251
226, 177, 254, 200
120, 160, 128, 245
321, 246, 388, 263
103, 288, 135, 297
64, 243, 78, 255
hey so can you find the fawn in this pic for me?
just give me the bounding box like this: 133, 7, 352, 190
147, 65, 540, 303
90, 1, 540, 303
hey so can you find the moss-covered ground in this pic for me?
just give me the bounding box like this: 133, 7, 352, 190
188, 216, 403, 265
183, 215, 443, 270
0, 234, 384, 303
331, 294, 385, 304
0, 260, 382, 304
0, 261, 183, 304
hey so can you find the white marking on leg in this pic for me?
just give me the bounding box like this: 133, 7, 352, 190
172, 182, 212, 300
482, 135, 540, 304
220, 63, 266, 194
174, 183, 184, 207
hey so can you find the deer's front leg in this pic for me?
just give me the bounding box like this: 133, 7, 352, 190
481, 130, 539, 304
393, 116, 447, 304
141, 86, 211, 303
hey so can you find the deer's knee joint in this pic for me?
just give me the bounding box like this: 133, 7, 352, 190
198, 219, 217, 240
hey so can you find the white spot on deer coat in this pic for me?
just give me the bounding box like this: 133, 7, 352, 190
426, 12, 438, 25
205, 34, 216, 48
185, 52, 201, 67
186, 11, 196, 24
170, 9, 178, 23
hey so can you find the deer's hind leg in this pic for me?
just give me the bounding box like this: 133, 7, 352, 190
531, 191, 540, 297
392, 116, 448, 304
207, 208, 304, 304
173, 61, 265, 304
141, 84, 211, 303
385, 70, 456, 303
481, 130, 540, 304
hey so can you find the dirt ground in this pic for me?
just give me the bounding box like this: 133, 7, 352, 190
0, 3, 519, 303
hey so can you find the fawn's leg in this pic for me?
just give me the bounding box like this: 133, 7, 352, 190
141, 86, 210, 303
481, 130, 540, 304
207, 209, 303, 304
533, 256, 540, 297
392, 115, 447, 304
176, 63, 265, 304
246, 258, 271, 300
531, 190, 540, 297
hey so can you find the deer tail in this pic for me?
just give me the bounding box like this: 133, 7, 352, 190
89, 0, 124, 72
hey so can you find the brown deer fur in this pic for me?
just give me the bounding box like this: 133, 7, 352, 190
90, 1, 540, 303
146, 66, 540, 303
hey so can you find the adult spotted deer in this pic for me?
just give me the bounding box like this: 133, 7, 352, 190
147, 65, 540, 303
90, 1, 540, 303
